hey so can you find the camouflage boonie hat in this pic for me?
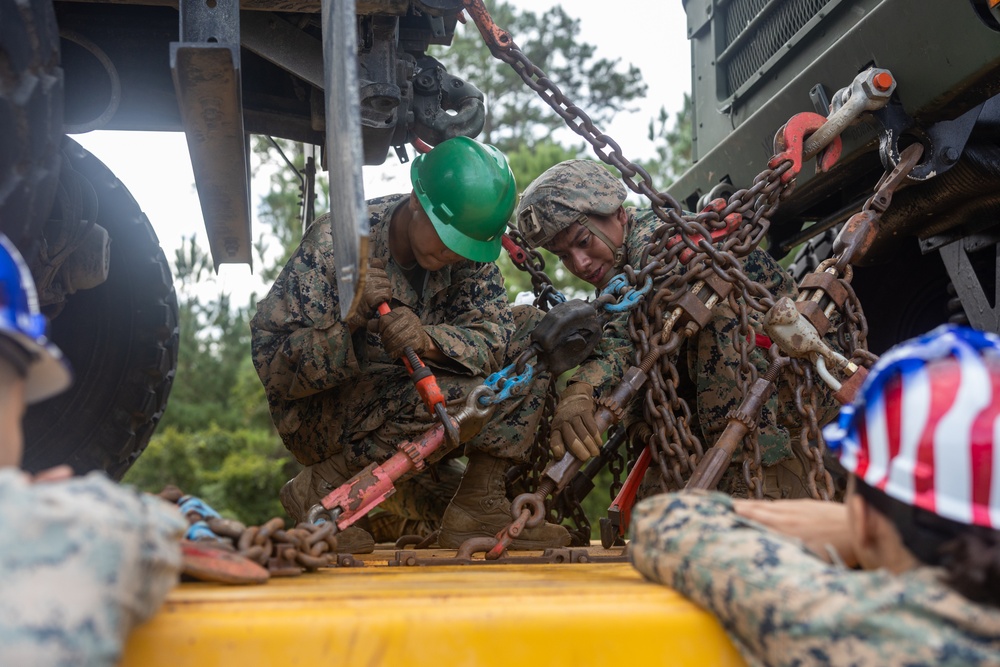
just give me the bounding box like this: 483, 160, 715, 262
516, 160, 627, 248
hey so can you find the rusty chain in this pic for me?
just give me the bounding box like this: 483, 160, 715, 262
165, 488, 353, 580
506, 227, 566, 311
463, 0, 875, 511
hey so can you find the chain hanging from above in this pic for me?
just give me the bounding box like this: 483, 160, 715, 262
467, 0, 883, 514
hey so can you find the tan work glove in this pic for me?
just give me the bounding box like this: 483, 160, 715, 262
373, 306, 432, 360
347, 258, 392, 330
550, 382, 602, 461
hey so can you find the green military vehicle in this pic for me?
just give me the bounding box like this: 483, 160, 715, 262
670, 0, 1000, 354
1, 0, 482, 477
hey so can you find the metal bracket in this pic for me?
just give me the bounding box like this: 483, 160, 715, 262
411, 55, 486, 146
873, 97, 991, 182
938, 232, 1000, 334
241, 12, 324, 90
170, 0, 252, 268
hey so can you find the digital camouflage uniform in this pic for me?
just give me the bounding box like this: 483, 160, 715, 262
252, 194, 549, 522
0, 469, 185, 666
568, 207, 820, 496
630, 492, 1000, 667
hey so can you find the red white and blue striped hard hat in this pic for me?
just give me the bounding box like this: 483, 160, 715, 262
824, 325, 1000, 529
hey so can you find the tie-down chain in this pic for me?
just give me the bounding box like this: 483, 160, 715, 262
461, 0, 919, 555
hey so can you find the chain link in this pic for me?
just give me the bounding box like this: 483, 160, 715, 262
168, 490, 347, 579
506, 228, 564, 311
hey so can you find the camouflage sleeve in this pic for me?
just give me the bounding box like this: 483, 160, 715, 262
250, 222, 364, 402
631, 492, 853, 664
423, 261, 512, 377
0, 470, 185, 665
629, 492, 1000, 667
742, 248, 798, 301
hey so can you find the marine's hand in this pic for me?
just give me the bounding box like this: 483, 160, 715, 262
734, 498, 857, 567
374, 306, 432, 360
348, 258, 392, 330
550, 382, 602, 461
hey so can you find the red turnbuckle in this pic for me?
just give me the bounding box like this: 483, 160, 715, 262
317, 421, 454, 531
769, 112, 843, 183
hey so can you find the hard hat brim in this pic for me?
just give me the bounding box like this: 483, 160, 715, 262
412, 185, 504, 263
10, 333, 73, 404
429, 208, 503, 263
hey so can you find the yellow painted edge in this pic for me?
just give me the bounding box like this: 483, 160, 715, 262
122, 563, 745, 667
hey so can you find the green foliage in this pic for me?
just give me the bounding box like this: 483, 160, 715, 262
252, 137, 329, 285
505, 138, 581, 188
124, 426, 298, 526
638, 93, 694, 192
431, 0, 647, 154
161, 236, 264, 433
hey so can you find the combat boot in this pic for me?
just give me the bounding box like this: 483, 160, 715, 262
332, 525, 376, 554
438, 451, 571, 549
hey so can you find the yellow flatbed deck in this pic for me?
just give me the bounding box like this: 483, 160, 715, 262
121, 545, 745, 666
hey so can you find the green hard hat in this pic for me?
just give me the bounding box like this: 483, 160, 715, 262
410, 136, 517, 263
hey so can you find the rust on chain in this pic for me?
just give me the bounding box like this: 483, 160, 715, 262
506, 228, 564, 312
172, 488, 358, 579
686, 352, 789, 492
832, 142, 924, 271
462, 0, 513, 52
464, 0, 878, 509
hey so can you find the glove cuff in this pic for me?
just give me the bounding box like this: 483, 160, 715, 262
561, 382, 595, 400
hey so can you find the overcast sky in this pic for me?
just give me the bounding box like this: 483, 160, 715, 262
74, 1, 691, 301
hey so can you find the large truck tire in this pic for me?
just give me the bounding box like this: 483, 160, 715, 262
0, 0, 63, 253
21, 138, 178, 480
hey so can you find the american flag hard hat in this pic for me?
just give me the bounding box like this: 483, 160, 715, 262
824, 324, 1000, 529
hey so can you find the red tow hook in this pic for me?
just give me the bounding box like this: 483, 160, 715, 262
769, 112, 843, 183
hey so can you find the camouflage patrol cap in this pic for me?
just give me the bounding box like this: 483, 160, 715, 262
516, 160, 627, 248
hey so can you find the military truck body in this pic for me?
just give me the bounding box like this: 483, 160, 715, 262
2, 0, 478, 476
671, 0, 1000, 353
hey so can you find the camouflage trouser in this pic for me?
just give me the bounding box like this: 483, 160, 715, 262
637, 455, 813, 500
281, 305, 550, 524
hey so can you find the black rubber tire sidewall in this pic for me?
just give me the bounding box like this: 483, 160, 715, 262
0, 0, 63, 253
21, 138, 179, 480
